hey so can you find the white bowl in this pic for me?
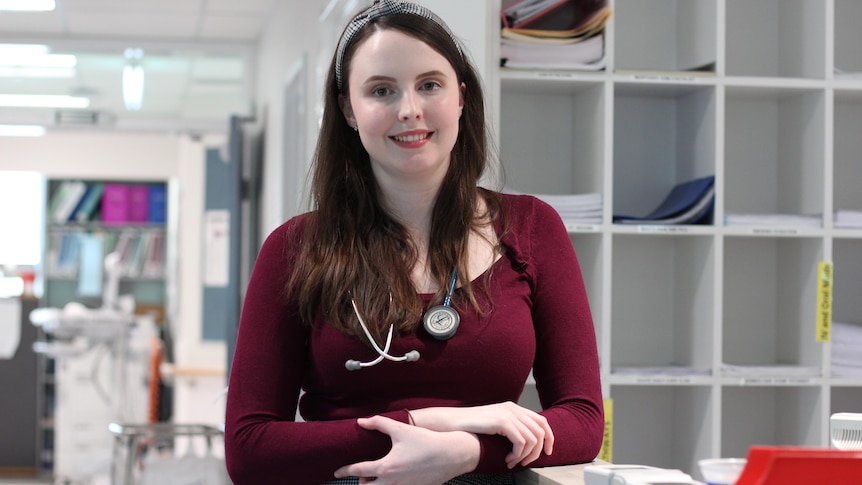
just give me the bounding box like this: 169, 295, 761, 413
698, 458, 747, 485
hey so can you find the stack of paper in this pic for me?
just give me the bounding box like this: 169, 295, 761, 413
834, 210, 862, 229
533, 192, 602, 224
500, 0, 611, 71
724, 212, 823, 228
613, 175, 715, 225
835, 68, 862, 80
832, 321, 862, 377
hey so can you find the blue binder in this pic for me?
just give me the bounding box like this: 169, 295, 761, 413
614, 175, 715, 225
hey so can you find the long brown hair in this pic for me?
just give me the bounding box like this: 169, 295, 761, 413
288, 12, 504, 343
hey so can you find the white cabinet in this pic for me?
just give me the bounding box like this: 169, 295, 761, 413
483, 0, 862, 477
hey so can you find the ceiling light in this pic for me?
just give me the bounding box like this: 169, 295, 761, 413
123, 48, 145, 111
0, 0, 55, 11
0, 44, 49, 55
0, 124, 46, 136
123, 66, 144, 111
0, 67, 75, 78
0, 94, 89, 108
0, 53, 76, 68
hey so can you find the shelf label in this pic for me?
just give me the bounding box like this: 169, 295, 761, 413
536, 71, 578, 80
637, 225, 689, 234
739, 377, 816, 386
599, 398, 613, 463
626, 73, 704, 83
566, 223, 600, 232
816, 261, 833, 342
751, 228, 799, 236
633, 376, 694, 384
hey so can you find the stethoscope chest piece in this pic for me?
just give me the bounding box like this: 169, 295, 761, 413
423, 304, 460, 340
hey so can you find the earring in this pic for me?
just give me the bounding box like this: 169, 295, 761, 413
353, 125, 358, 132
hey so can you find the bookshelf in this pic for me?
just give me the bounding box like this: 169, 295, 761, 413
44, 179, 168, 308
481, 0, 862, 479
39, 178, 171, 476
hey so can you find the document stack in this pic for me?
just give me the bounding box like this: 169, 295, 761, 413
533, 192, 603, 224
500, 0, 611, 71
834, 209, 862, 229
832, 321, 862, 377
613, 175, 715, 225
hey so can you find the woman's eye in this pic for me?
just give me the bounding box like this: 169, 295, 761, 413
420, 81, 441, 91
372, 87, 391, 97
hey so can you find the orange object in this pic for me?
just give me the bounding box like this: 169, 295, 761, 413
148, 337, 162, 422
735, 446, 862, 485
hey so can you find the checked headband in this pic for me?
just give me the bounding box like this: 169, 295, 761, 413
334, 0, 462, 91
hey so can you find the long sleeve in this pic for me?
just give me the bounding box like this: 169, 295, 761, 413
520, 196, 604, 465
473, 195, 604, 471
224, 219, 410, 485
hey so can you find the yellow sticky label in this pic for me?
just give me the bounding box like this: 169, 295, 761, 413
599, 398, 613, 463
816, 261, 833, 342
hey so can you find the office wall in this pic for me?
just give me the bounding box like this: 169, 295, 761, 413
254, 0, 321, 235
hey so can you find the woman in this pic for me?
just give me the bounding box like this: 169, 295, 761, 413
224, 1, 603, 484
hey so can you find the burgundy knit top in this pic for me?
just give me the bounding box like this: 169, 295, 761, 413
224, 193, 603, 484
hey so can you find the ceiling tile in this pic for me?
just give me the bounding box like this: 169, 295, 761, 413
0, 11, 64, 35
64, 12, 200, 38
190, 57, 244, 81
198, 14, 264, 40
206, 0, 277, 14
59, 0, 204, 12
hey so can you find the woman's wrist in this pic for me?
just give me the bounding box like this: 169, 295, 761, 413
408, 406, 453, 431
446, 430, 481, 475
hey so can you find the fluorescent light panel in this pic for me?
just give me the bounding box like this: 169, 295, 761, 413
0, 44, 49, 55
0, 0, 55, 11
0, 54, 76, 68
123, 65, 144, 111
0, 94, 89, 108
0, 66, 75, 78
0, 124, 46, 136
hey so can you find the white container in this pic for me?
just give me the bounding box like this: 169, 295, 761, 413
697, 458, 747, 485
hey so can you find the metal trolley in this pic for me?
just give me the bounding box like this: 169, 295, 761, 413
109, 422, 230, 485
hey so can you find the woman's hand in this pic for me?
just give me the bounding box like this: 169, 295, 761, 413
333, 415, 480, 485
410, 401, 554, 469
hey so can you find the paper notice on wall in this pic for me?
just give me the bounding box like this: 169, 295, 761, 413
203, 210, 230, 288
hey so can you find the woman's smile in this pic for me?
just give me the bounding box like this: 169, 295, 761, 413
391, 130, 433, 147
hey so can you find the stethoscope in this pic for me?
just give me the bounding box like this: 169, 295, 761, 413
345, 267, 460, 371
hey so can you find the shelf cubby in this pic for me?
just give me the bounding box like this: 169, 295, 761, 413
498, 77, 606, 196
613, 0, 717, 72
834, 0, 862, 75
612, 385, 714, 473
831, 386, 862, 415
611, 234, 715, 370
612, 82, 716, 219
831, 239, 862, 325
725, 0, 827, 79
833, 91, 862, 214
724, 86, 826, 218
721, 386, 823, 457
722, 236, 823, 368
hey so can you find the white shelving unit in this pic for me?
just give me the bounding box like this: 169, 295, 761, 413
488, 0, 862, 477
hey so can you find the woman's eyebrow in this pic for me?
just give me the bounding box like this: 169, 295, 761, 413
361, 70, 449, 85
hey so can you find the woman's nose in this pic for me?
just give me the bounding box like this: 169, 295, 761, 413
398, 91, 421, 121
